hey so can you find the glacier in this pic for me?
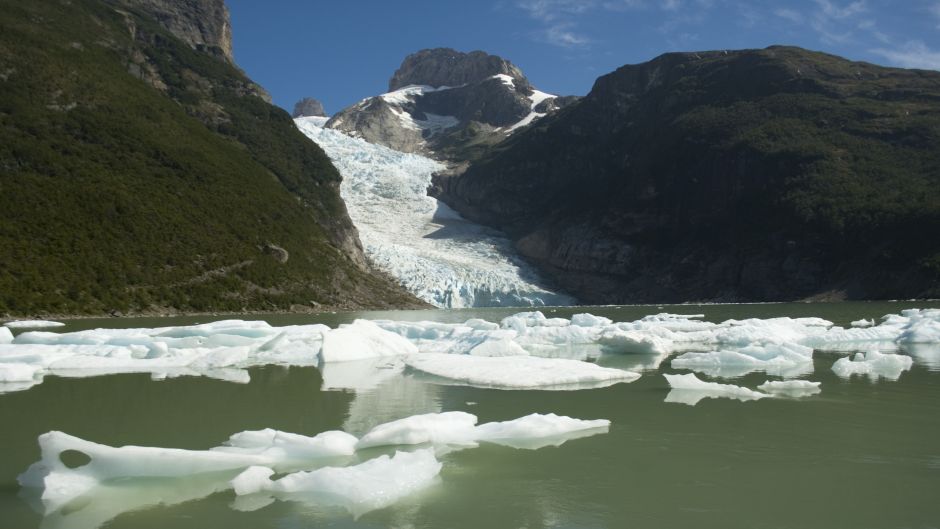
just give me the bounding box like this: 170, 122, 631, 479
294, 116, 573, 308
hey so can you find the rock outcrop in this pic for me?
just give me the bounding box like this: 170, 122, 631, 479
388, 48, 526, 91
326, 48, 575, 161
292, 97, 327, 118
121, 0, 233, 62
434, 46, 940, 303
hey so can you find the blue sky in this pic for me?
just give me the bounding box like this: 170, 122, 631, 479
227, 0, 940, 115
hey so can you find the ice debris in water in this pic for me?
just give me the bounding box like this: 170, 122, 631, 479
21, 411, 610, 521
355, 411, 609, 450
756, 380, 821, 397
2, 308, 939, 394
405, 353, 640, 390
831, 351, 913, 381
4, 320, 65, 329
664, 373, 768, 406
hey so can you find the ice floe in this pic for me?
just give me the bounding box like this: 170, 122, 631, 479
671, 342, 815, 378
231, 449, 442, 518
405, 353, 640, 390
4, 320, 65, 329
831, 351, 913, 381
756, 379, 822, 397
355, 411, 610, 450
664, 373, 768, 406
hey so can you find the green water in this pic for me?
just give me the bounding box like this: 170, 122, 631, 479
1, 301, 939, 529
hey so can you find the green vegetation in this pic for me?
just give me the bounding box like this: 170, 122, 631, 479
440, 47, 940, 302
0, 0, 419, 315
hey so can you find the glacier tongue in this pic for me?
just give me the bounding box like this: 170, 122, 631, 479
294, 117, 573, 308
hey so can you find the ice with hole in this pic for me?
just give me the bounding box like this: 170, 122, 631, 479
831, 351, 913, 381
17, 428, 358, 512
664, 373, 768, 406
21, 410, 611, 522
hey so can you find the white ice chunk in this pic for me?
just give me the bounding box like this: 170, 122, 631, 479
356, 411, 479, 449
831, 351, 913, 381
571, 313, 613, 327
598, 328, 674, 355
232, 449, 442, 517
0, 361, 41, 382
4, 320, 65, 328
18, 427, 359, 512
664, 373, 767, 405
231, 466, 275, 496
213, 428, 358, 464
473, 413, 609, 449
320, 320, 418, 363
405, 353, 639, 390
671, 342, 813, 378
756, 379, 821, 396
0, 326, 12, 344
851, 318, 875, 328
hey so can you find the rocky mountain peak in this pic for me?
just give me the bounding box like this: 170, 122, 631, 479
388, 48, 528, 92
292, 97, 327, 118
120, 0, 234, 62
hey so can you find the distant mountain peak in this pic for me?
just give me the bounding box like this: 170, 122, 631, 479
388, 48, 528, 92
292, 97, 327, 118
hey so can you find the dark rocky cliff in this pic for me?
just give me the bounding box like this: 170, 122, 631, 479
120, 0, 233, 62
434, 46, 940, 303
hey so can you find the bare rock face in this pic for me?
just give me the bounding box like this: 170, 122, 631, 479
292, 97, 327, 118
389, 48, 527, 91
121, 0, 234, 63
327, 48, 576, 161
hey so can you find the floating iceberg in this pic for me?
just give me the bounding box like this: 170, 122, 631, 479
405, 353, 640, 390
17, 429, 353, 512
355, 411, 609, 451
230, 449, 442, 518
3, 309, 939, 394
356, 411, 479, 449
671, 342, 814, 378
831, 351, 913, 381
756, 379, 821, 396
21, 410, 612, 523
4, 320, 65, 328
664, 373, 767, 405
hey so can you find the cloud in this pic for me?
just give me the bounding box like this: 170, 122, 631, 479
774, 8, 803, 24
543, 23, 592, 47
870, 41, 940, 71
808, 0, 867, 44
517, 0, 595, 22
931, 2, 940, 29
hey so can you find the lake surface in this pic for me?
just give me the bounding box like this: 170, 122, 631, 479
2, 301, 939, 529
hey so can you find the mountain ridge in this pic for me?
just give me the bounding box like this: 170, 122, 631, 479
433, 45, 940, 303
